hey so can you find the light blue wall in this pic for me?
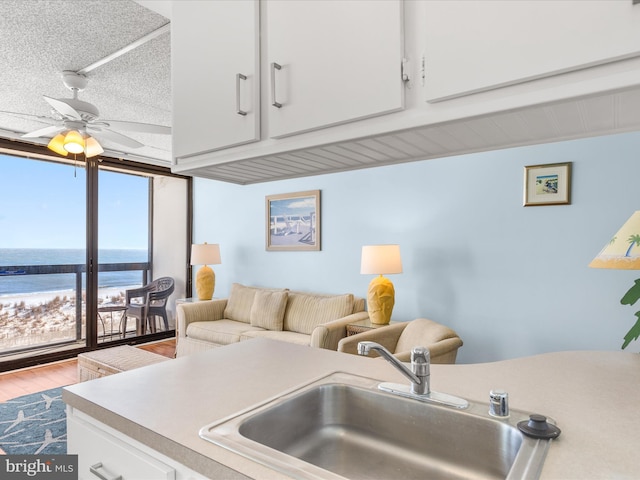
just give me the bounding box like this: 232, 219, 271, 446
193, 131, 640, 363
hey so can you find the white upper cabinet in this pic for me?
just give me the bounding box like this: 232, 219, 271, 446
172, 0, 260, 159
424, 0, 640, 102
170, 0, 640, 184
265, 0, 405, 138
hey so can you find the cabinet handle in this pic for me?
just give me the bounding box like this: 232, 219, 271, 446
270, 62, 282, 108
236, 73, 248, 116
90, 462, 122, 480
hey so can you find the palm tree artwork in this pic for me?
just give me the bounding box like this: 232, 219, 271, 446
625, 234, 640, 257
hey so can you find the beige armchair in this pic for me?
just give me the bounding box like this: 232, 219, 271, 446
337, 318, 463, 364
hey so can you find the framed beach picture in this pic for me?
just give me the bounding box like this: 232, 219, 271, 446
266, 190, 321, 251
523, 162, 571, 206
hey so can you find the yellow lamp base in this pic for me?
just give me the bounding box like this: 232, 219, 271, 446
196, 265, 216, 300
367, 275, 395, 325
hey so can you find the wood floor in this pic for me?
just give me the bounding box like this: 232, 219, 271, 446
0, 339, 176, 402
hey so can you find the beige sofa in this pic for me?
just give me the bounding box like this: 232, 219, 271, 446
176, 283, 368, 357
337, 318, 463, 364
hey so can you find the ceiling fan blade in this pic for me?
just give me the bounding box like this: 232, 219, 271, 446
89, 127, 144, 149
43, 95, 82, 120
99, 119, 171, 135
21, 125, 65, 139
0, 110, 57, 123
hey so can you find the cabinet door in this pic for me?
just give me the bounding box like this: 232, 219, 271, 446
172, 0, 259, 159
424, 0, 640, 102
68, 414, 175, 480
266, 0, 404, 138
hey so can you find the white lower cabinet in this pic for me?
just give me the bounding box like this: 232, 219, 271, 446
67, 409, 206, 480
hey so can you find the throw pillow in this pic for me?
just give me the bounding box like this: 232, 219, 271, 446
250, 290, 288, 330
223, 283, 257, 323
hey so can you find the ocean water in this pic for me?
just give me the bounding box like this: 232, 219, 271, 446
0, 248, 148, 296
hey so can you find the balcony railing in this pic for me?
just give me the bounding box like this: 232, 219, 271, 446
0, 261, 150, 355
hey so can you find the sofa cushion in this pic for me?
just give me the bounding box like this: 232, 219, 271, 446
224, 283, 288, 323
250, 290, 288, 330
352, 297, 365, 313
284, 292, 355, 334
223, 283, 257, 323
186, 319, 264, 345
240, 329, 311, 346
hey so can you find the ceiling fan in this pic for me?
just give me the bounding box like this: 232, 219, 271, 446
4, 70, 171, 158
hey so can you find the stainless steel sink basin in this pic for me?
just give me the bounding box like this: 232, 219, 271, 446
200, 372, 555, 480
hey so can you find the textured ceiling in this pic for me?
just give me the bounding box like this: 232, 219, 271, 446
0, 0, 171, 165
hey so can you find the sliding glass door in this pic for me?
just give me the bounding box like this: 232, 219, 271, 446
96, 165, 188, 341
97, 167, 151, 342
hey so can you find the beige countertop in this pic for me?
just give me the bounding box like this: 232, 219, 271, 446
63, 339, 640, 479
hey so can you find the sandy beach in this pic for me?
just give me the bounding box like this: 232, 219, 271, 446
0, 286, 127, 307
0, 286, 135, 351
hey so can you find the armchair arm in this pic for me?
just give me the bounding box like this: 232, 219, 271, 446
126, 284, 153, 304
310, 311, 371, 351
176, 299, 228, 339
394, 337, 463, 364
336, 322, 407, 356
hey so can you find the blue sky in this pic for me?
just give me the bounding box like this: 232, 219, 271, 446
270, 196, 317, 216
0, 155, 148, 249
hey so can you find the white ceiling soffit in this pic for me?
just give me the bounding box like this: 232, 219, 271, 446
187, 86, 640, 185
0, 0, 171, 166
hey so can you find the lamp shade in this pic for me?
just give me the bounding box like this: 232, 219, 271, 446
84, 136, 104, 158
47, 133, 68, 156
191, 243, 221, 266
63, 130, 85, 154
361, 245, 403, 275
589, 211, 640, 270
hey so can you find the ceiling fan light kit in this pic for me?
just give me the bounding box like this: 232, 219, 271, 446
47, 129, 105, 158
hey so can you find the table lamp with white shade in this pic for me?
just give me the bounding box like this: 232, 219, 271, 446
361, 244, 403, 325
191, 243, 221, 300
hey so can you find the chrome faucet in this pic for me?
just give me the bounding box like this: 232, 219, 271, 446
357, 341, 469, 409
357, 341, 430, 395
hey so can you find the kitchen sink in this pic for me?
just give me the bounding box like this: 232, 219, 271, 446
200, 372, 555, 480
